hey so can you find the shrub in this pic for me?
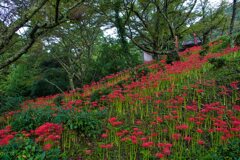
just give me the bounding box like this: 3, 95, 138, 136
208, 58, 226, 69
66, 111, 105, 139
210, 36, 230, 53
90, 88, 112, 102
199, 44, 209, 57
53, 95, 64, 106
166, 51, 180, 64
205, 138, 240, 160
234, 33, 240, 46
10, 107, 55, 131
0, 96, 24, 114
0, 135, 61, 160
30, 68, 68, 97
130, 66, 150, 81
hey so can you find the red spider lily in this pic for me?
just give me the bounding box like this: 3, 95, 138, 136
230, 81, 239, 89
197, 140, 205, 145
84, 149, 92, 155
196, 89, 204, 93
130, 135, 138, 144
156, 116, 163, 123
43, 143, 52, 151
101, 133, 108, 138
163, 147, 171, 155
140, 137, 148, 142
0, 126, 15, 146
155, 152, 164, 159
172, 133, 181, 140
135, 120, 142, 125
196, 128, 203, 134
184, 136, 192, 142
100, 143, 113, 149
142, 141, 154, 148
176, 124, 189, 130
186, 105, 198, 111
233, 105, 240, 112
34, 123, 62, 149
108, 117, 123, 127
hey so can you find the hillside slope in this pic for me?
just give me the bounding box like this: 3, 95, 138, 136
0, 43, 240, 159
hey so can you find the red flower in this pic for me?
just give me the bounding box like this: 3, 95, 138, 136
142, 141, 154, 148
184, 136, 192, 142
176, 124, 189, 130
163, 147, 171, 155
84, 149, 92, 155
196, 128, 203, 134
100, 143, 113, 149
172, 133, 181, 140
101, 133, 108, 138
43, 143, 52, 151
155, 153, 164, 159
197, 140, 205, 145
156, 116, 163, 123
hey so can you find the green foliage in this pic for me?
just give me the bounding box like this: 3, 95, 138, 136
85, 40, 141, 83
10, 107, 54, 131
166, 51, 180, 64
0, 135, 60, 160
206, 54, 240, 85
0, 96, 24, 114
31, 68, 68, 97
130, 66, 150, 81
66, 110, 105, 139
199, 49, 208, 57
210, 36, 231, 53
1, 64, 36, 97
90, 88, 112, 102
53, 95, 64, 106
205, 138, 240, 160
208, 58, 226, 68
234, 33, 240, 46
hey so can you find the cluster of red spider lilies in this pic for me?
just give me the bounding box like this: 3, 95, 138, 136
1, 42, 239, 159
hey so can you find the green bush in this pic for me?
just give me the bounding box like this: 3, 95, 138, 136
234, 33, 240, 46
199, 44, 210, 57
210, 36, 230, 53
166, 51, 180, 64
205, 55, 240, 85
0, 135, 60, 160
66, 111, 105, 139
10, 107, 55, 131
90, 88, 112, 102
208, 58, 226, 69
130, 66, 150, 81
205, 138, 240, 160
0, 96, 24, 114
53, 95, 64, 106
30, 68, 68, 97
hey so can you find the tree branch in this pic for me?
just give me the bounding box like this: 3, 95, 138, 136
0, 0, 49, 53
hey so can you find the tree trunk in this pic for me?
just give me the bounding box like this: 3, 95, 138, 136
230, 0, 237, 48
114, 1, 131, 65
68, 74, 75, 91
229, 0, 237, 35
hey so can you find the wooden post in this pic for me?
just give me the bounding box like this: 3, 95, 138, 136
193, 33, 197, 45
175, 36, 179, 50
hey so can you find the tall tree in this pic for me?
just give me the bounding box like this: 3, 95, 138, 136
190, 0, 227, 44
125, 0, 197, 60
229, 0, 237, 35
0, 0, 85, 70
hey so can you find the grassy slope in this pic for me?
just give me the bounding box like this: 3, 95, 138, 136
1, 44, 240, 159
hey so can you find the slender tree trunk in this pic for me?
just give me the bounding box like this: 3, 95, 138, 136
114, 1, 131, 65
230, 0, 237, 48
230, 0, 237, 35
68, 74, 75, 90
